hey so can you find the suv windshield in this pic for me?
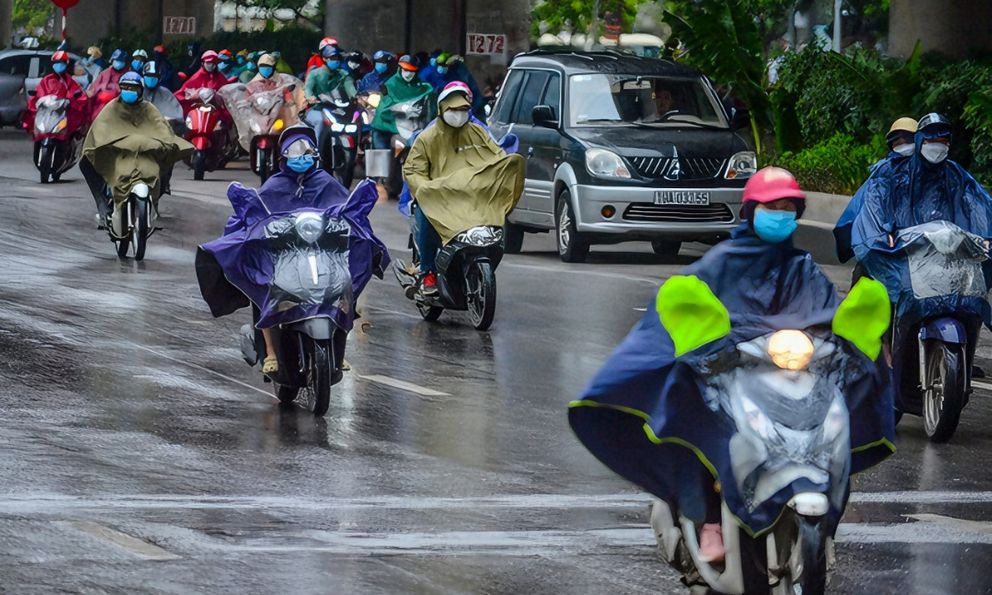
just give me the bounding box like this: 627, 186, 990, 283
568, 74, 726, 128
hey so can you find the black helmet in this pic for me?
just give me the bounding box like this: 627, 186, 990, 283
917, 112, 952, 137
142, 61, 160, 77
398, 54, 419, 71
345, 51, 364, 63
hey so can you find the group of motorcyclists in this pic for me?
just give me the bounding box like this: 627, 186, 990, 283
17, 34, 992, 594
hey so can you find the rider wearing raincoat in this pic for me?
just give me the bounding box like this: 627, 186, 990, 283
25, 51, 89, 136
569, 167, 895, 563
370, 54, 435, 150
402, 82, 524, 296
219, 53, 305, 153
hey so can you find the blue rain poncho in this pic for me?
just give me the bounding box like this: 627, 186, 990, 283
834, 150, 912, 263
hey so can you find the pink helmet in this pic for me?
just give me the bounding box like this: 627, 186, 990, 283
319, 36, 338, 51
743, 167, 806, 204
438, 81, 473, 104
200, 50, 219, 64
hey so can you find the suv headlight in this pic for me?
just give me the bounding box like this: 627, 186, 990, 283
294, 212, 324, 244
725, 151, 757, 180
585, 148, 631, 179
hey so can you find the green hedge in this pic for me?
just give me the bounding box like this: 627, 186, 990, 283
774, 133, 886, 196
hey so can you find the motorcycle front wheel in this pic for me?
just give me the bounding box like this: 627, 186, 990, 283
39, 143, 54, 184
258, 147, 272, 182
300, 337, 333, 417
923, 340, 966, 442
466, 261, 497, 331
193, 150, 206, 181
115, 199, 131, 259
131, 198, 149, 261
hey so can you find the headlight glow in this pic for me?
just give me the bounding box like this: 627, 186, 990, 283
344, 124, 358, 133
272, 118, 285, 132
330, 122, 345, 133
249, 120, 261, 134
585, 148, 630, 179
294, 213, 324, 244
725, 151, 757, 180
767, 330, 815, 371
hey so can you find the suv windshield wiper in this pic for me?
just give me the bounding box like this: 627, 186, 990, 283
633, 119, 727, 131
576, 118, 628, 125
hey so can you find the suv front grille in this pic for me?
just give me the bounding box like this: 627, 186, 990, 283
623, 203, 735, 223
627, 156, 727, 181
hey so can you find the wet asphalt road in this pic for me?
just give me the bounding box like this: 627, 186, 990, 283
0, 128, 990, 594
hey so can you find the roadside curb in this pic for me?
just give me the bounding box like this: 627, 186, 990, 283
795, 191, 852, 266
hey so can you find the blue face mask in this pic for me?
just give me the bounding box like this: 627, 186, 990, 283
112, 60, 126, 71
325, 59, 341, 70
246, 62, 258, 72
430, 57, 437, 67
143, 76, 159, 89
375, 62, 388, 74
131, 59, 144, 71
52, 62, 67, 74
258, 66, 274, 78
120, 90, 140, 105
437, 66, 448, 75
752, 208, 798, 243
287, 154, 315, 173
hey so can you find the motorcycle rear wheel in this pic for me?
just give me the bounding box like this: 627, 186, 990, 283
193, 150, 206, 181
417, 301, 443, 321
923, 341, 966, 442
39, 144, 54, 184
132, 198, 149, 261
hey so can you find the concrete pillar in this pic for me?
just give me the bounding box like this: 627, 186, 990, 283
0, 0, 12, 48
66, 0, 215, 48
889, 0, 992, 59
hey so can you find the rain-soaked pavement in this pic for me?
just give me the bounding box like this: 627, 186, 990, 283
0, 128, 989, 594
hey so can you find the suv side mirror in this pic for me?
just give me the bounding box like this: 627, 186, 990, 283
532, 104, 558, 128
730, 107, 750, 130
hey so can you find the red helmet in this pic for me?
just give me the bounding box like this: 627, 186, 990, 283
219, 49, 233, 59
201, 50, 219, 64
52, 51, 69, 63
319, 36, 338, 51
743, 167, 806, 204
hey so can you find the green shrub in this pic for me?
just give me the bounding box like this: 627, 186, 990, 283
775, 133, 885, 195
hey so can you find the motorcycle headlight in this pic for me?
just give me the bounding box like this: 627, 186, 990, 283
185, 114, 194, 129
294, 213, 324, 244
585, 148, 630, 179
249, 121, 262, 134
330, 122, 345, 133
725, 151, 757, 180
344, 124, 358, 133
367, 93, 381, 108
272, 118, 285, 132
54, 118, 67, 132
767, 330, 815, 371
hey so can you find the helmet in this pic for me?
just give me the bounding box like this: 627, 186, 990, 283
321, 45, 341, 59
742, 166, 806, 206
886, 117, 918, 143
257, 53, 277, 68
219, 49, 233, 60
438, 81, 472, 104
918, 112, 952, 137
119, 71, 144, 92
142, 61, 160, 76
279, 125, 318, 157
443, 54, 464, 66
51, 51, 69, 63
110, 48, 127, 62
237, 49, 249, 58
87, 46, 102, 59
398, 54, 419, 72
319, 36, 338, 51
201, 50, 219, 63
132, 49, 148, 59
345, 51, 365, 64
153, 45, 166, 54
372, 50, 392, 63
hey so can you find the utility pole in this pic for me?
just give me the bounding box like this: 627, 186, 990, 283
832, 0, 842, 52
586, 0, 600, 50
0, 0, 11, 49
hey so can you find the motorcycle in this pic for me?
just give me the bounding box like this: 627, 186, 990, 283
646, 282, 891, 594
222, 82, 301, 183
107, 181, 158, 261
383, 95, 432, 199
312, 92, 361, 188
31, 94, 84, 184
182, 87, 238, 180
394, 217, 503, 331
882, 221, 989, 442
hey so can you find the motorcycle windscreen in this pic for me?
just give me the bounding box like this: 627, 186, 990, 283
35, 100, 68, 134
221, 83, 290, 151
899, 221, 989, 300
263, 215, 354, 319
393, 97, 430, 140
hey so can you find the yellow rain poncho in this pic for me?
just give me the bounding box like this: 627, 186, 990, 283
403, 94, 524, 244
82, 98, 193, 205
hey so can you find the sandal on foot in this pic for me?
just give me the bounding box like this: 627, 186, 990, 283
262, 355, 279, 375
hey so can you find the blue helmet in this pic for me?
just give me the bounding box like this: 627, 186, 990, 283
111, 48, 127, 62
119, 71, 143, 90
372, 50, 392, 63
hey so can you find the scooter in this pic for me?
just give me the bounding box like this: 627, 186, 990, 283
223, 83, 297, 183
313, 92, 361, 188
383, 95, 431, 199
182, 88, 237, 180
394, 214, 504, 331
107, 181, 158, 261
237, 210, 353, 416
31, 94, 84, 184
885, 221, 988, 442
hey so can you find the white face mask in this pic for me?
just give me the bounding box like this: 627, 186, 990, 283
443, 110, 470, 128
401, 70, 416, 82
893, 143, 915, 157
921, 142, 949, 164
204, 63, 217, 72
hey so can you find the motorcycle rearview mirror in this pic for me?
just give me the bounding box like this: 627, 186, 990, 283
656, 275, 731, 357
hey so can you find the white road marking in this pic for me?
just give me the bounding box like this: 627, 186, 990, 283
125, 341, 273, 399
63, 520, 180, 560
850, 491, 992, 504
358, 374, 451, 397
971, 380, 992, 392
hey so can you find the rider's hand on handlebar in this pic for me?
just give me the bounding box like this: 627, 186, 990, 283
888, 234, 895, 248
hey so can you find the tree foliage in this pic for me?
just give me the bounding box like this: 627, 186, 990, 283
13, 0, 53, 32
237, 0, 324, 30
531, 0, 649, 39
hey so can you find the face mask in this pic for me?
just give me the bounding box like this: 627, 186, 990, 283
246, 62, 257, 72
752, 207, 797, 243
258, 66, 274, 78
204, 63, 217, 72
430, 58, 437, 67
893, 143, 914, 157
120, 90, 140, 105
325, 59, 341, 70
287, 154, 315, 173
443, 110, 470, 128
374, 62, 388, 74
112, 60, 126, 71
922, 142, 949, 164
401, 70, 416, 82
237, 57, 246, 65
143, 76, 159, 89
52, 62, 67, 74
437, 66, 448, 76
131, 60, 144, 70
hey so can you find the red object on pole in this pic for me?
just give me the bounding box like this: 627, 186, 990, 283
50, 0, 79, 40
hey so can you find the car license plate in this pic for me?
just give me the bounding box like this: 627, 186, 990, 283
654, 191, 710, 206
